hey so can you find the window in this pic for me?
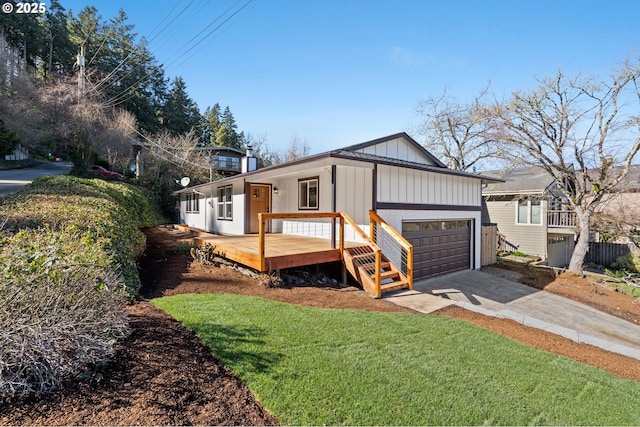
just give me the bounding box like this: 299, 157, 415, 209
517, 199, 541, 225
217, 185, 233, 220
298, 177, 318, 210
186, 193, 199, 213
548, 236, 567, 244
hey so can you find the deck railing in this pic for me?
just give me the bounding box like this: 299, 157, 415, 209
258, 212, 345, 270
547, 210, 577, 228
257, 211, 412, 296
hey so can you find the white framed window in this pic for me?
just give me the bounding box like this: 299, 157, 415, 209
217, 185, 233, 220
516, 199, 541, 225
298, 177, 318, 210
186, 193, 199, 213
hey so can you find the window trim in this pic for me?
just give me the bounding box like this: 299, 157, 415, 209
185, 193, 200, 214
298, 176, 319, 210
516, 199, 542, 225
217, 185, 233, 220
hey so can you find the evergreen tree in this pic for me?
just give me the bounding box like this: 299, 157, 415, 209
214, 106, 243, 149
67, 7, 165, 133
0, 119, 20, 156
0, 1, 47, 71
201, 103, 221, 145
43, 0, 74, 79
161, 76, 200, 136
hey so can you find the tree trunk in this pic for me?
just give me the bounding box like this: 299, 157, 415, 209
568, 209, 591, 274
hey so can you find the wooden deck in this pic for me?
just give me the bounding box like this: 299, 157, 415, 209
184, 211, 412, 297
194, 233, 364, 272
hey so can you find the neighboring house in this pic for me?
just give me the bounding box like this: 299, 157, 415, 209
588, 165, 640, 243
197, 146, 245, 177
482, 166, 577, 267
176, 132, 498, 283
4, 144, 29, 161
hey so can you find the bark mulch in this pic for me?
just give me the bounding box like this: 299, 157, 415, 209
2, 226, 639, 425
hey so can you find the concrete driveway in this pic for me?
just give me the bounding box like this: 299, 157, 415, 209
385, 268, 640, 360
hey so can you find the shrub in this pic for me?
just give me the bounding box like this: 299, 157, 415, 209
610, 252, 640, 274
0, 176, 165, 399
0, 231, 129, 399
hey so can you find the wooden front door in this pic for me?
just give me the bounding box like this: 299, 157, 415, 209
249, 184, 271, 233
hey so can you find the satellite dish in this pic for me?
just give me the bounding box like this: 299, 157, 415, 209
180, 177, 190, 187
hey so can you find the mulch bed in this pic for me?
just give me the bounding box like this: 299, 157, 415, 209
2, 226, 639, 425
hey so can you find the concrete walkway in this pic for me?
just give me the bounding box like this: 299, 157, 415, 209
385, 269, 640, 360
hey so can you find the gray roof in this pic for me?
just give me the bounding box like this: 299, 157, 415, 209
174, 132, 500, 194
482, 166, 555, 195
482, 164, 640, 196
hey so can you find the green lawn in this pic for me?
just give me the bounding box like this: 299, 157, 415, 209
153, 294, 640, 426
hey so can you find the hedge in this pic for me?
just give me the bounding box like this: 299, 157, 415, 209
0, 175, 166, 399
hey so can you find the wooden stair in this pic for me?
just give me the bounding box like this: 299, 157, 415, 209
343, 246, 410, 298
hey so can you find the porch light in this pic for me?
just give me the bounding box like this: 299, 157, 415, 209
273, 186, 279, 194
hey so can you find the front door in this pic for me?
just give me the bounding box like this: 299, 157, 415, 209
249, 184, 271, 233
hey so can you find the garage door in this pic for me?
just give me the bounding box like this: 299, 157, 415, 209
402, 220, 471, 280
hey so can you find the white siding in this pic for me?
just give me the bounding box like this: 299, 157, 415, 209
180, 193, 206, 230
377, 165, 481, 207
335, 165, 372, 224
354, 136, 438, 165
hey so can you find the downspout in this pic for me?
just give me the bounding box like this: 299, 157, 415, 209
372, 163, 378, 211
331, 165, 337, 249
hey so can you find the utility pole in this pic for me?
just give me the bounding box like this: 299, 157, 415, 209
76, 44, 85, 99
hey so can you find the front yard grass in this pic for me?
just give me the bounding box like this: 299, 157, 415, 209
153, 293, 640, 426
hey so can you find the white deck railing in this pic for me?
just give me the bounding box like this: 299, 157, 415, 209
547, 210, 577, 228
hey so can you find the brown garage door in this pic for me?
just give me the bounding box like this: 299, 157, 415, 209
402, 220, 471, 280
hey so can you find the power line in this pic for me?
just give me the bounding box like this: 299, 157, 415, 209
96, 0, 254, 110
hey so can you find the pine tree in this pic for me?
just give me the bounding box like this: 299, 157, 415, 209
0, 119, 20, 156
161, 76, 200, 136
214, 106, 243, 149
201, 103, 221, 145
43, 0, 75, 79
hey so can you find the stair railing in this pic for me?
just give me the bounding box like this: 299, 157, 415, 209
369, 210, 413, 290
339, 212, 383, 296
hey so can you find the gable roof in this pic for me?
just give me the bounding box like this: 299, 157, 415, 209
483, 164, 640, 196
341, 132, 447, 167
174, 132, 499, 194
482, 166, 555, 195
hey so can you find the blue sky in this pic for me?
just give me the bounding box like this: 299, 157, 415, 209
60, 0, 640, 153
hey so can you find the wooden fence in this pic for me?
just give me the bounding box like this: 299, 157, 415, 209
481, 223, 497, 266
585, 242, 632, 267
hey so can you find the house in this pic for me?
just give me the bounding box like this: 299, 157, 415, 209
175, 132, 498, 294
196, 146, 245, 177
588, 165, 640, 243
4, 143, 29, 161
482, 166, 577, 267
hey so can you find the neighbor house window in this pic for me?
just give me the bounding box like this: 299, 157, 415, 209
217, 185, 233, 220
186, 193, 199, 213
298, 177, 318, 210
517, 199, 541, 225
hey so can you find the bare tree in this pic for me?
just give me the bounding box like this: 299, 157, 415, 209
284, 134, 310, 162
416, 84, 502, 171
490, 63, 640, 274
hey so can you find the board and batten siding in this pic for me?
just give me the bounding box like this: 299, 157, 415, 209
483, 199, 547, 258
353, 136, 438, 165
335, 165, 373, 225
377, 165, 481, 207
